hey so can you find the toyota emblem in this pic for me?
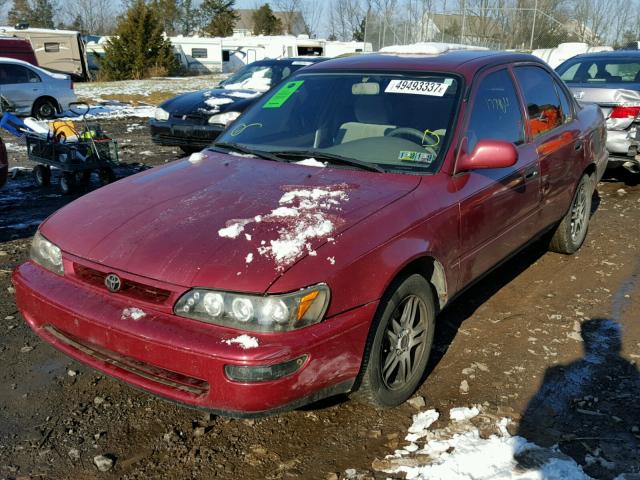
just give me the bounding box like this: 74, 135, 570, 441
104, 273, 122, 292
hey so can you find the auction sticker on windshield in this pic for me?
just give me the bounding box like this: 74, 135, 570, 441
385, 80, 448, 96
263, 80, 305, 108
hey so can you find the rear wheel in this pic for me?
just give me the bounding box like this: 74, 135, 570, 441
549, 174, 593, 254
32, 165, 51, 187
32, 98, 58, 120
59, 172, 77, 195
98, 167, 115, 186
353, 274, 436, 408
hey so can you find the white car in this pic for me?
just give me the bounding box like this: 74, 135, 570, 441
0, 56, 77, 119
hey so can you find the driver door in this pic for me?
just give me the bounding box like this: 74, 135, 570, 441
456, 67, 541, 287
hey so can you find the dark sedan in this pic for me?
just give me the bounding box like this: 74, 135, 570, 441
149, 57, 326, 153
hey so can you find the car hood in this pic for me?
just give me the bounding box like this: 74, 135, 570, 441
41, 151, 420, 293
161, 88, 262, 116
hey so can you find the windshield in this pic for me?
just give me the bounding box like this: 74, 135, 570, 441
558, 57, 640, 85
216, 72, 461, 173
220, 63, 300, 92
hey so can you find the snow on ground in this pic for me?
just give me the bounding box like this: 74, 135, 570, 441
450, 405, 481, 422
59, 103, 156, 120
373, 407, 599, 480
222, 334, 259, 349
75, 75, 225, 99
217, 184, 349, 270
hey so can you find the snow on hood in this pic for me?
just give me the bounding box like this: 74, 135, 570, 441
222, 67, 272, 92
218, 184, 348, 271
41, 151, 420, 292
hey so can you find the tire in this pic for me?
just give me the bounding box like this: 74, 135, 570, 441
32, 98, 58, 120
98, 167, 115, 186
32, 165, 51, 187
549, 174, 593, 255
353, 274, 436, 408
59, 172, 76, 195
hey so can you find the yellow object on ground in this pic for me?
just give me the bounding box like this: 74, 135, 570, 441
49, 120, 78, 142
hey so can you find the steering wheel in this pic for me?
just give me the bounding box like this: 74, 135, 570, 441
385, 127, 439, 159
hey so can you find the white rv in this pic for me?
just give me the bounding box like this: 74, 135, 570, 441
0, 26, 89, 80
169, 36, 224, 73
532, 42, 613, 69
323, 41, 373, 57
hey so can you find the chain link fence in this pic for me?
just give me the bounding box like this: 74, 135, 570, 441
363, 7, 599, 52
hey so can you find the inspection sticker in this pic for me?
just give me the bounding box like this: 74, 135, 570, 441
385, 80, 449, 96
398, 151, 436, 163
262, 80, 304, 108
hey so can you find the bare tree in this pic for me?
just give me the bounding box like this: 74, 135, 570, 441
72, 0, 117, 34
326, 0, 365, 41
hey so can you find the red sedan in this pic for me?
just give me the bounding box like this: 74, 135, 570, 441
13, 48, 607, 415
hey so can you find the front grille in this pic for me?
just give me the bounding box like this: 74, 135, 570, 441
74, 264, 171, 304
44, 325, 209, 397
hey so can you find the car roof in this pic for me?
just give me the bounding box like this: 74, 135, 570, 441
568, 50, 640, 60
0, 55, 35, 66
302, 49, 542, 79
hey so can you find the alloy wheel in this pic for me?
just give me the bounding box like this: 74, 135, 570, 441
570, 181, 588, 242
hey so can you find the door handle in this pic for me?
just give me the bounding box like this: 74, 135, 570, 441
524, 166, 539, 180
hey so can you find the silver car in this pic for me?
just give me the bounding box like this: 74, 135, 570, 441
556, 51, 640, 173
0, 56, 77, 119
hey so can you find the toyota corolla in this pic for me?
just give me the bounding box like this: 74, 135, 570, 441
13, 45, 607, 416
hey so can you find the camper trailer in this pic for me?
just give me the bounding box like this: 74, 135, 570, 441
323, 41, 373, 57
169, 36, 224, 74
0, 26, 89, 80
532, 42, 613, 68
220, 35, 325, 72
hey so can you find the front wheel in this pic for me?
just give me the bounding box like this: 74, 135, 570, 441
353, 274, 436, 408
549, 174, 593, 254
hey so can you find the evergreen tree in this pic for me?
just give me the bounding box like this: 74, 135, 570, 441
200, 0, 238, 37
8, 0, 33, 26
151, 0, 179, 35
100, 0, 178, 80
29, 0, 56, 28
178, 0, 199, 35
252, 4, 283, 35
352, 16, 366, 41
68, 14, 84, 33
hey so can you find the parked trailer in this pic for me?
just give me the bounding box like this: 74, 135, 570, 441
532, 42, 613, 68
323, 41, 373, 57
169, 36, 224, 73
0, 27, 89, 81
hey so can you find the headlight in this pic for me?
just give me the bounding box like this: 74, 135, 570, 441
30, 231, 64, 275
174, 284, 330, 332
208, 111, 240, 126
154, 107, 170, 121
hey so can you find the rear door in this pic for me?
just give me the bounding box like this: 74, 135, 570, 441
457, 66, 541, 286
514, 65, 582, 227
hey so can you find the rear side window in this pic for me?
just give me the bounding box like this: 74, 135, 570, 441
0, 64, 30, 84
467, 69, 524, 152
559, 59, 640, 84
514, 66, 563, 138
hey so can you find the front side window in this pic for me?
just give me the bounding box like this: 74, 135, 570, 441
217, 72, 462, 174
515, 66, 563, 138
466, 68, 524, 153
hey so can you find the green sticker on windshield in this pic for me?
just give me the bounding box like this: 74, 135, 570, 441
398, 151, 435, 163
262, 80, 304, 109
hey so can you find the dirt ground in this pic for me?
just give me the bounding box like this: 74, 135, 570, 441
1, 118, 639, 479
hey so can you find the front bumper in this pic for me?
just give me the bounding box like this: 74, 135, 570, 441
12, 261, 375, 415
149, 119, 223, 149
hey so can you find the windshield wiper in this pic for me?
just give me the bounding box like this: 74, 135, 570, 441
212, 142, 287, 163
270, 150, 386, 173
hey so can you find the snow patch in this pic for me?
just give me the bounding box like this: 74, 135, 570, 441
204, 97, 234, 109
218, 184, 349, 270
245, 252, 253, 263
406, 410, 439, 442
222, 334, 259, 349
327, 256, 336, 265
188, 151, 206, 164
225, 90, 261, 99
450, 405, 481, 422
121, 307, 146, 321
380, 42, 489, 55
295, 158, 327, 168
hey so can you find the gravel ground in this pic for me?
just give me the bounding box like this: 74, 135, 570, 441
1, 119, 639, 479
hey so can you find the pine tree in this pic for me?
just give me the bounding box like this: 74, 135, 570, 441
353, 17, 366, 42
29, 0, 56, 28
150, 0, 180, 36
179, 0, 199, 35
252, 4, 283, 35
200, 0, 238, 37
8, 0, 33, 26
100, 0, 178, 80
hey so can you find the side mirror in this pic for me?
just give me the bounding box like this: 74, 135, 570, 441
457, 139, 518, 172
